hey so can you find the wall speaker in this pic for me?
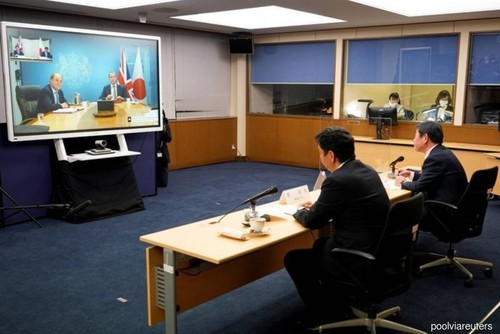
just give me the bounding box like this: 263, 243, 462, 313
229, 38, 254, 54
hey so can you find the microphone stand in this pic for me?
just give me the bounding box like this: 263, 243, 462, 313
244, 200, 258, 222
387, 162, 398, 179
1, 186, 72, 228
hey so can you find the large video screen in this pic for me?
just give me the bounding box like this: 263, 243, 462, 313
1, 21, 162, 142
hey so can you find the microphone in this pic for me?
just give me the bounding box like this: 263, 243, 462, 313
388, 156, 404, 179
65, 200, 92, 218
389, 156, 405, 167
240, 186, 278, 206
209, 187, 278, 224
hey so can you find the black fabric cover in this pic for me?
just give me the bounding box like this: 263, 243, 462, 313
52, 157, 144, 223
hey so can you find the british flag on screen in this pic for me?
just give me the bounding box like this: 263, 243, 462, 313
118, 49, 133, 98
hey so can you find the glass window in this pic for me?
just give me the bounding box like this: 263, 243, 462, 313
344, 35, 458, 123
465, 33, 500, 125
250, 41, 335, 116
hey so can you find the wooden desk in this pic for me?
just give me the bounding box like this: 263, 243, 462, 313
140, 185, 411, 334
29, 102, 156, 132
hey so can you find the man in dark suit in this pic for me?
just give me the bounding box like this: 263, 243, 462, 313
284, 126, 390, 327
36, 73, 69, 113
99, 71, 127, 101
395, 121, 467, 232
41, 46, 52, 59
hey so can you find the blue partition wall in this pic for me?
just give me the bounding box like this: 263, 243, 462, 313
347, 35, 458, 84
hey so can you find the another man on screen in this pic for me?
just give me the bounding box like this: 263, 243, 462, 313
41, 46, 52, 59
284, 126, 390, 328
36, 73, 69, 113
395, 121, 467, 234
99, 71, 126, 101
431, 90, 454, 122
12, 45, 24, 57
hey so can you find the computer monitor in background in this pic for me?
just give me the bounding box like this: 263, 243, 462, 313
367, 106, 398, 140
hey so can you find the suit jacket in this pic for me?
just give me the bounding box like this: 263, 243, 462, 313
401, 144, 467, 206
41, 51, 52, 58
99, 84, 127, 100
36, 84, 68, 113
293, 159, 390, 253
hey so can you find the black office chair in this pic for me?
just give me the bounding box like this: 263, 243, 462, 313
418, 166, 498, 287
473, 103, 500, 124
15, 85, 41, 120
314, 193, 425, 334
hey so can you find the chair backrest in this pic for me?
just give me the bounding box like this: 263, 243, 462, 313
15, 85, 41, 120
373, 193, 424, 295
456, 166, 498, 238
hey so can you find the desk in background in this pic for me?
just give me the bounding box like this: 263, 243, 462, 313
140, 183, 411, 334
28, 101, 156, 132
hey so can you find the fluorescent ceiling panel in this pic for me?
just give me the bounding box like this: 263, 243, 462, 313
349, 0, 500, 17
46, 0, 181, 10
172, 6, 344, 30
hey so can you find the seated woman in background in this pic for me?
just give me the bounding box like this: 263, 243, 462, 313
383, 92, 414, 120
432, 90, 454, 122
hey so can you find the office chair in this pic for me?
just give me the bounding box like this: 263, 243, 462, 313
473, 103, 500, 124
418, 166, 498, 287
15, 85, 41, 120
314, 193, 425, 334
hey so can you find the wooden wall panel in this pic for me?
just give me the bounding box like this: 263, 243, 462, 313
168, 118, 237, 170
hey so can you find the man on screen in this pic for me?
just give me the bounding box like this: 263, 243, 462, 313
99, 71, 126, 101
41, 46, 52, 59
36, 73, 69, 113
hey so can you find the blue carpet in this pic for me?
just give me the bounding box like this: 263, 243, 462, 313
1, 161, 499, 334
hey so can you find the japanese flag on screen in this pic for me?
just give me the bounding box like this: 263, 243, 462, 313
38, 38, 43, 56
131, 47, 147, 103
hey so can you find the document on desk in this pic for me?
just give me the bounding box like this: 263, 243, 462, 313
53, 107, 83, 113
383, 178, 401, 190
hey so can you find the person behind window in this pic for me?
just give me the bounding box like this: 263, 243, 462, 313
383, 92, 413, 120
395, 121, 467, 235
284, 126, 390, 329
431, 90, 454, 122
99, 71, 127, 101
36, 73, 69, 113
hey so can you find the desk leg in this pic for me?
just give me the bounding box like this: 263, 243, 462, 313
163, 249, 177, 334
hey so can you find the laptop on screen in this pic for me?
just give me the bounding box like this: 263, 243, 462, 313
97, 100, 115, 112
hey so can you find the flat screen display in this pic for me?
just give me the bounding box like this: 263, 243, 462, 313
1, 21, 162, 142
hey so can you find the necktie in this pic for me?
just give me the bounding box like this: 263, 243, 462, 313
112, 85, 117, 99
54, 92, 59, 104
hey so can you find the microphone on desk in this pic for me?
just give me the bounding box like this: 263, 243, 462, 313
387, 156, 405, 179
209, 186, 279, 224
240, 186, 278, 206
64, 200, 92, 218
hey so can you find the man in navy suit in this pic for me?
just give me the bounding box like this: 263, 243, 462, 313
395, 121, 467, 232
284, 127, 391, 327
36, 73, 69, 113
41, 46, 52, 59
99, 71, 127, 101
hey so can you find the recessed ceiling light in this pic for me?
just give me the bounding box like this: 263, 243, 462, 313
172, 5, 345, 30
45, 0, 181, 10
349, 0, 500, 17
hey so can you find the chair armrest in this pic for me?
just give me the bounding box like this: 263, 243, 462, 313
331, 247, 376, 261
424, 200, 458, 238
424, 200, 458, 211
